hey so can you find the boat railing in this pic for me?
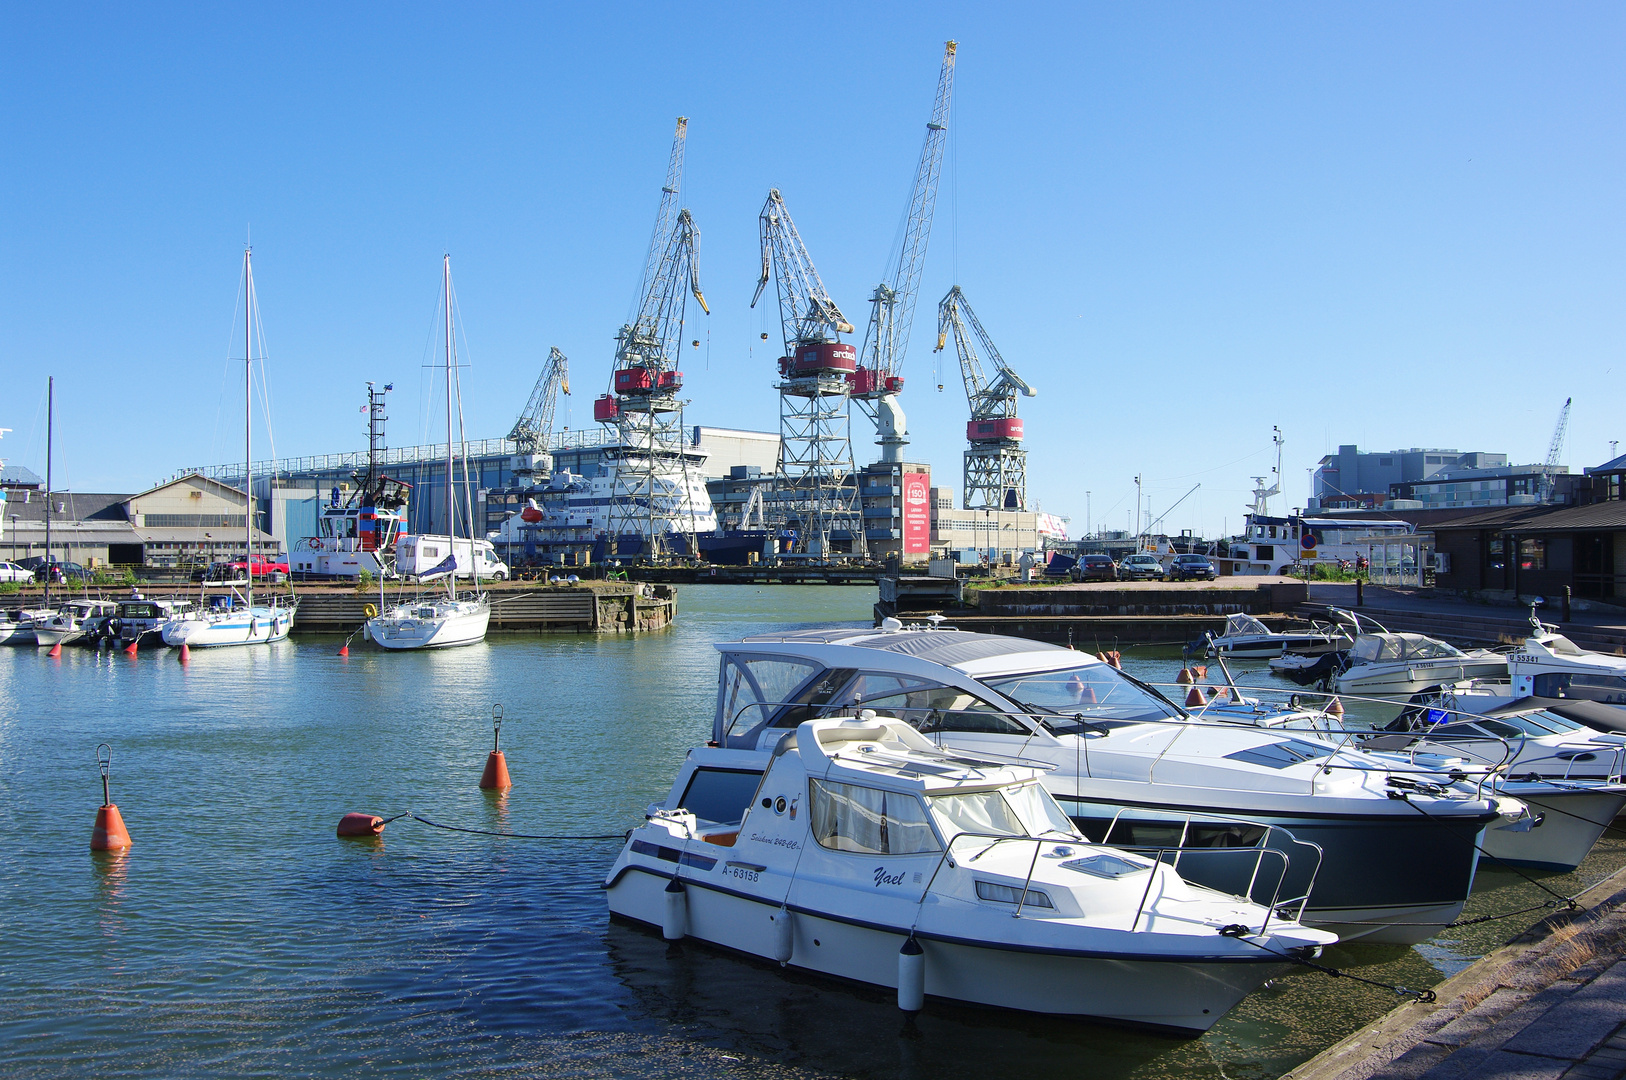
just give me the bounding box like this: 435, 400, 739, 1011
1092, 810, 1320, 936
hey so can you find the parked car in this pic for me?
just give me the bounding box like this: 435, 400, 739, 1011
1169, 553, 1219, 581
18, 556, 90, 582
0, 561, 32, 583
1117, 553, 1167, 581
229, 556, 291, 579
1073, 554, 1119, 582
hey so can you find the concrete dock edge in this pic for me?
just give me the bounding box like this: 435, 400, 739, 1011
1284, 866, 1626, 1080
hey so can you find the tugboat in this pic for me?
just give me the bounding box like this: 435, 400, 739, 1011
290, 382, 411, 580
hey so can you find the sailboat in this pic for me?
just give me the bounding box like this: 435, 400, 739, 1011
365, 256, 491, 650
161, 246, 297, 648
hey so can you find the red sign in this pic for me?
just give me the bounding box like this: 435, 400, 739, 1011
902, 472, 931, 554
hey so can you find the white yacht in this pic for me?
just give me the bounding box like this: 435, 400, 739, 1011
364, 255, 490, 651
705, 624, 1524, 944
32, 599, 119, 647
607, 715, 1336, 1034
1331, 631, 1508, 697
0, 606, 55, 646
1209, 612, 1352, 660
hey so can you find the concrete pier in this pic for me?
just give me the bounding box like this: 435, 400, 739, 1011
1287, 868, 1626, 1080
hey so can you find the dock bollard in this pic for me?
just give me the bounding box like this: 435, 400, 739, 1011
90, 743, 132, 851
479, 704, 512, 791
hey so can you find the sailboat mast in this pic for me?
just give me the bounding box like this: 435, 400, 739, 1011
245, 246, 254, 612
444, 254, 455, 600
44, 376, 52, 607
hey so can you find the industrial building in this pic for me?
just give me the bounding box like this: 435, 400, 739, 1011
1311, 446, 1510, 510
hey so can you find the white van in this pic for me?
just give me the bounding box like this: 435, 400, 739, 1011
394, 535, 510, 581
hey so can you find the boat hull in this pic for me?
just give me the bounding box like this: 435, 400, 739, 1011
32, 624, 85, 647
1337, 658, 1509, 697
1480, 787, 1626, 872
605, 865, 1288, 1035
366, 603, 490, 649
161, 608, 295, 647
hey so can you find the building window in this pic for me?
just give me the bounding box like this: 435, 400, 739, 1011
1518, 538, 1545, 571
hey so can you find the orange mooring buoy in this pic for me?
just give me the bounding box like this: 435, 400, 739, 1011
179, 643, 190, 664
336, 812, 386, 837
479, 704, 512, 790
91, 743, 131, 851
1176, 667, 1193, 685
49, 642, 62, 658
123, 638, 138, 656
1193, 664, 1208, 680
1185, 685, 1205, 707
338, 643, 349, 657
1108, 651, 1122, 670
1326, 696, 1345, 716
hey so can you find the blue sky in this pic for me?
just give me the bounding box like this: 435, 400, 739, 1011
2, 3, 1621, 538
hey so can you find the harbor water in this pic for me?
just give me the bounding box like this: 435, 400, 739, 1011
2, 586, 1621, 1079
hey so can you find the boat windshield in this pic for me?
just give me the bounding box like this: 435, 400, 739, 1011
981, 664, 1185, 729
1223, 614, 1271, 637
1353, 634, 1464, 663
929, 782, 1080, 842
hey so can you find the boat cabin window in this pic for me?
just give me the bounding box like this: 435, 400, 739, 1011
809, 780, 940, 855
982, 665, 1184, 727
717, 655, 822, 742
1534, 673, 1626, 705
767, 668, 861, 729
929, 783, 1078, 841
677, 767, 764, 826
858, 683, 1031, 735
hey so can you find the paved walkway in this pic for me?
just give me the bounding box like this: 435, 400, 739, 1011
1288, 873, 1626, 1080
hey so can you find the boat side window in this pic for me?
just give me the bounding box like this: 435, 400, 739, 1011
677, 767, 765, 826
1223, 740, 1335, 770
808, 780, 940, 855
928, 789, 1026, 838
859, 683, 1030, 735
767, 668, 860, 729
1535, 672, 1626, 705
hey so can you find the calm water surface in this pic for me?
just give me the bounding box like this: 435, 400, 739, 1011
1, 587, 1620, 1079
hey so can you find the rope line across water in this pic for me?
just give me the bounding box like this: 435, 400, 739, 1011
1220, 927, 1437, 1003
388, 810, 625, 841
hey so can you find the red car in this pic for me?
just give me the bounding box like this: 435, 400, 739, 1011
228, 556, 291, 578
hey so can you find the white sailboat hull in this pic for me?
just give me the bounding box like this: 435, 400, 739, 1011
366, 598, 490, 649
161, 605, 296, 647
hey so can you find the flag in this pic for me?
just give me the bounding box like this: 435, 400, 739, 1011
421, 553, 458, 580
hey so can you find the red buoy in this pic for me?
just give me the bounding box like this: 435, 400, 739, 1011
179, 643, 190, 664
49, 642, 62, 658
479, 704, 512, 790
336, 812, 386, 837
91, 744, 131, 850
124, 639, 138, 656
1185, 686, 1206, 707
338, 644, 349, 657
1327, 696, 1345, 716
1176, 667, 1193, 685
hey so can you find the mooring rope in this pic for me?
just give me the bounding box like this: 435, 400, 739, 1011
388, 810, 625, 841
1219, 926, 1437, 1003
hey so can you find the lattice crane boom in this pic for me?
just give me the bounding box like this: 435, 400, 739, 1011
509, 346, 570, 453
857, 41, 956, 391
617, 208, 708, 379
1545, 397, 1572, 472
935, 286, 1036, 422
633, 118, 687, 323
751, 188, 853, 352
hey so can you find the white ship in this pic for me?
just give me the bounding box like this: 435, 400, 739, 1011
489, 447, 718, 557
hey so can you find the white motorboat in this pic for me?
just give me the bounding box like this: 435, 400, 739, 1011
1332, 631, 1508, 697
32, 599, 119, 647
1449, 608, 1626, 732
607, 716, 1336, 1034
106, 596, 195, 647
1274, 693, 1626, 873
364, 256, 489, 651
707, 624, 1525, 944
1208, 612, 1351, 660
0, 607, 55, 646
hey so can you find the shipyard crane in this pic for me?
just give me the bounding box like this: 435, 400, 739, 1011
751, 188, 866, 560
1539, 396, 1572, 502
752, 188, 854, 352
598, 117, 711, 561
508, 346, 571, 480
935, 286, 1035, 511
853, 41, 957, 464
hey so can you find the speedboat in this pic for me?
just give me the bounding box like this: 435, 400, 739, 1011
1331, 631, 1508, 698
32, 599, 119, 648
108, 596, 197, 647
365, 595, 490, 650
708, 624, 1525, 944
161, 591, 296, 648
0, 606, 55, 646
1444, 609, 1626, 733
606, 715, 1337, 1034
1208, 612, 1351, 660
